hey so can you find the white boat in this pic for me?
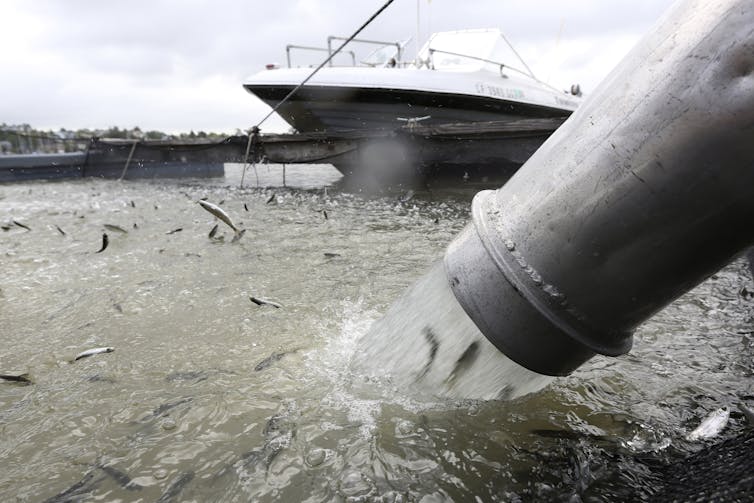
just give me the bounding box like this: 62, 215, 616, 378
243, 28, 583, 133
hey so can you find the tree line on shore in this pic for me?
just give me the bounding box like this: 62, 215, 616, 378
0, 123, 238, 154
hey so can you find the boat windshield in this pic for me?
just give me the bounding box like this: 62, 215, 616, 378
361, 38, 411, 67
417, 29, 527, 74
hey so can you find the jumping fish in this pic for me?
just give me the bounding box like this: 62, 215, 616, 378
55, 225, 66, 236
198, 200, 240, 234
96, 233, 109, 253
685, 406, 730, 441
74, 347, 114, 361
266, 194, 276, 204
250, 296, 282, 308
231, 229, 246, 243
444, 341, 480, 388
13, 220, 30, 231
104, 224, 128, 234
244, 203, 249, 212
417, 326, 439, 379
322, 209, 328, 220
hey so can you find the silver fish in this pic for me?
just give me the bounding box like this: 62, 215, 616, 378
0, 371, 31, 383
104, 224, 128, 234
198, 200, 239, 233
74, 347, 115, 361
685, 406, 729, 441
250, 296, 282, 309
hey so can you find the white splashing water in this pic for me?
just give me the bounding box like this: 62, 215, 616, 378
351, 261, 554, 401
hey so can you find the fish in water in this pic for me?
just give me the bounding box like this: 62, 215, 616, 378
99, 464, 142, 491
0, 371, 32, 384
322, 209, 328, 220
417, 326, 439, 379
685, 406, 730, 441
55, 225, 66, 236
156, 471, 194, 503
250, 296, 282, 308
42, 470, 106, 503
254, 351, 296, 371
444, 341, 480, 388
166, 228, 183, 235
323, 252, 341, 258
104, 224, 128, 234
266, 193, 276, 204
148, 397, 193, 420
208, 224, 218, 239
198, 200, 240, 234
738, 402, 754, 425
13, 220, 30, 231
74, 347, 114, 361
96, 233, 109, 253
130, 200, 136, 208
244, 203, 249, 212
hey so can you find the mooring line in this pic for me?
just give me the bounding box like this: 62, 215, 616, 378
254, 0, 396, 131
240, 0, 396, 186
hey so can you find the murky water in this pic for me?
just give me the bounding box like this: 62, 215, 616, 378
1, 164, 753, 502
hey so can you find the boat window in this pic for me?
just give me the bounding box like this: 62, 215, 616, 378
362, 44, 400, 67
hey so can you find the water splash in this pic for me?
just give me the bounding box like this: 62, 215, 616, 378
352, 262, 553, 400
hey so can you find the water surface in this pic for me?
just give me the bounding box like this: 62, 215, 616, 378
1, 164, 752, 501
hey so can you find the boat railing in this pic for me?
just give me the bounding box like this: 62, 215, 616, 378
326, 36, 404, 67
286, 45, 357, 68
427, 48, 566, 94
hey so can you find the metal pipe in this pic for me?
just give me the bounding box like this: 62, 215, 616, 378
444, 0, 754, 376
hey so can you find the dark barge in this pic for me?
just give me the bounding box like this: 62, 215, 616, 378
0, 117, 565, 185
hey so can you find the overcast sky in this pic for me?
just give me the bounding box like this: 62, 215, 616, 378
1, 0, 676, 134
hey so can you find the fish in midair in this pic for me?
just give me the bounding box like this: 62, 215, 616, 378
244, 203, 249, 212
104, 224, 128, 234
685, 406, 730, 441
12, 220, 30, 231
250, 296, 282, 308
266, 194, 276, 204
96, 233, 109, 253
198, 200, 240, 234
55, 225, 66, 236
74, 347, 114, 361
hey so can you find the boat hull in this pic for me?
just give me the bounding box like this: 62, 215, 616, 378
245, 84, 573, 133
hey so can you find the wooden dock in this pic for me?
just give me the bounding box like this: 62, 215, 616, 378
0, 117, 566, 184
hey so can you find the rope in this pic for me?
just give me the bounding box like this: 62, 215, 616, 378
238, 0, 396, 188
253, 0, 396, 130
118, 140, 140, 181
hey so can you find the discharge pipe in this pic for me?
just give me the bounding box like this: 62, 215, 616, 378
443, 0, 754, 377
